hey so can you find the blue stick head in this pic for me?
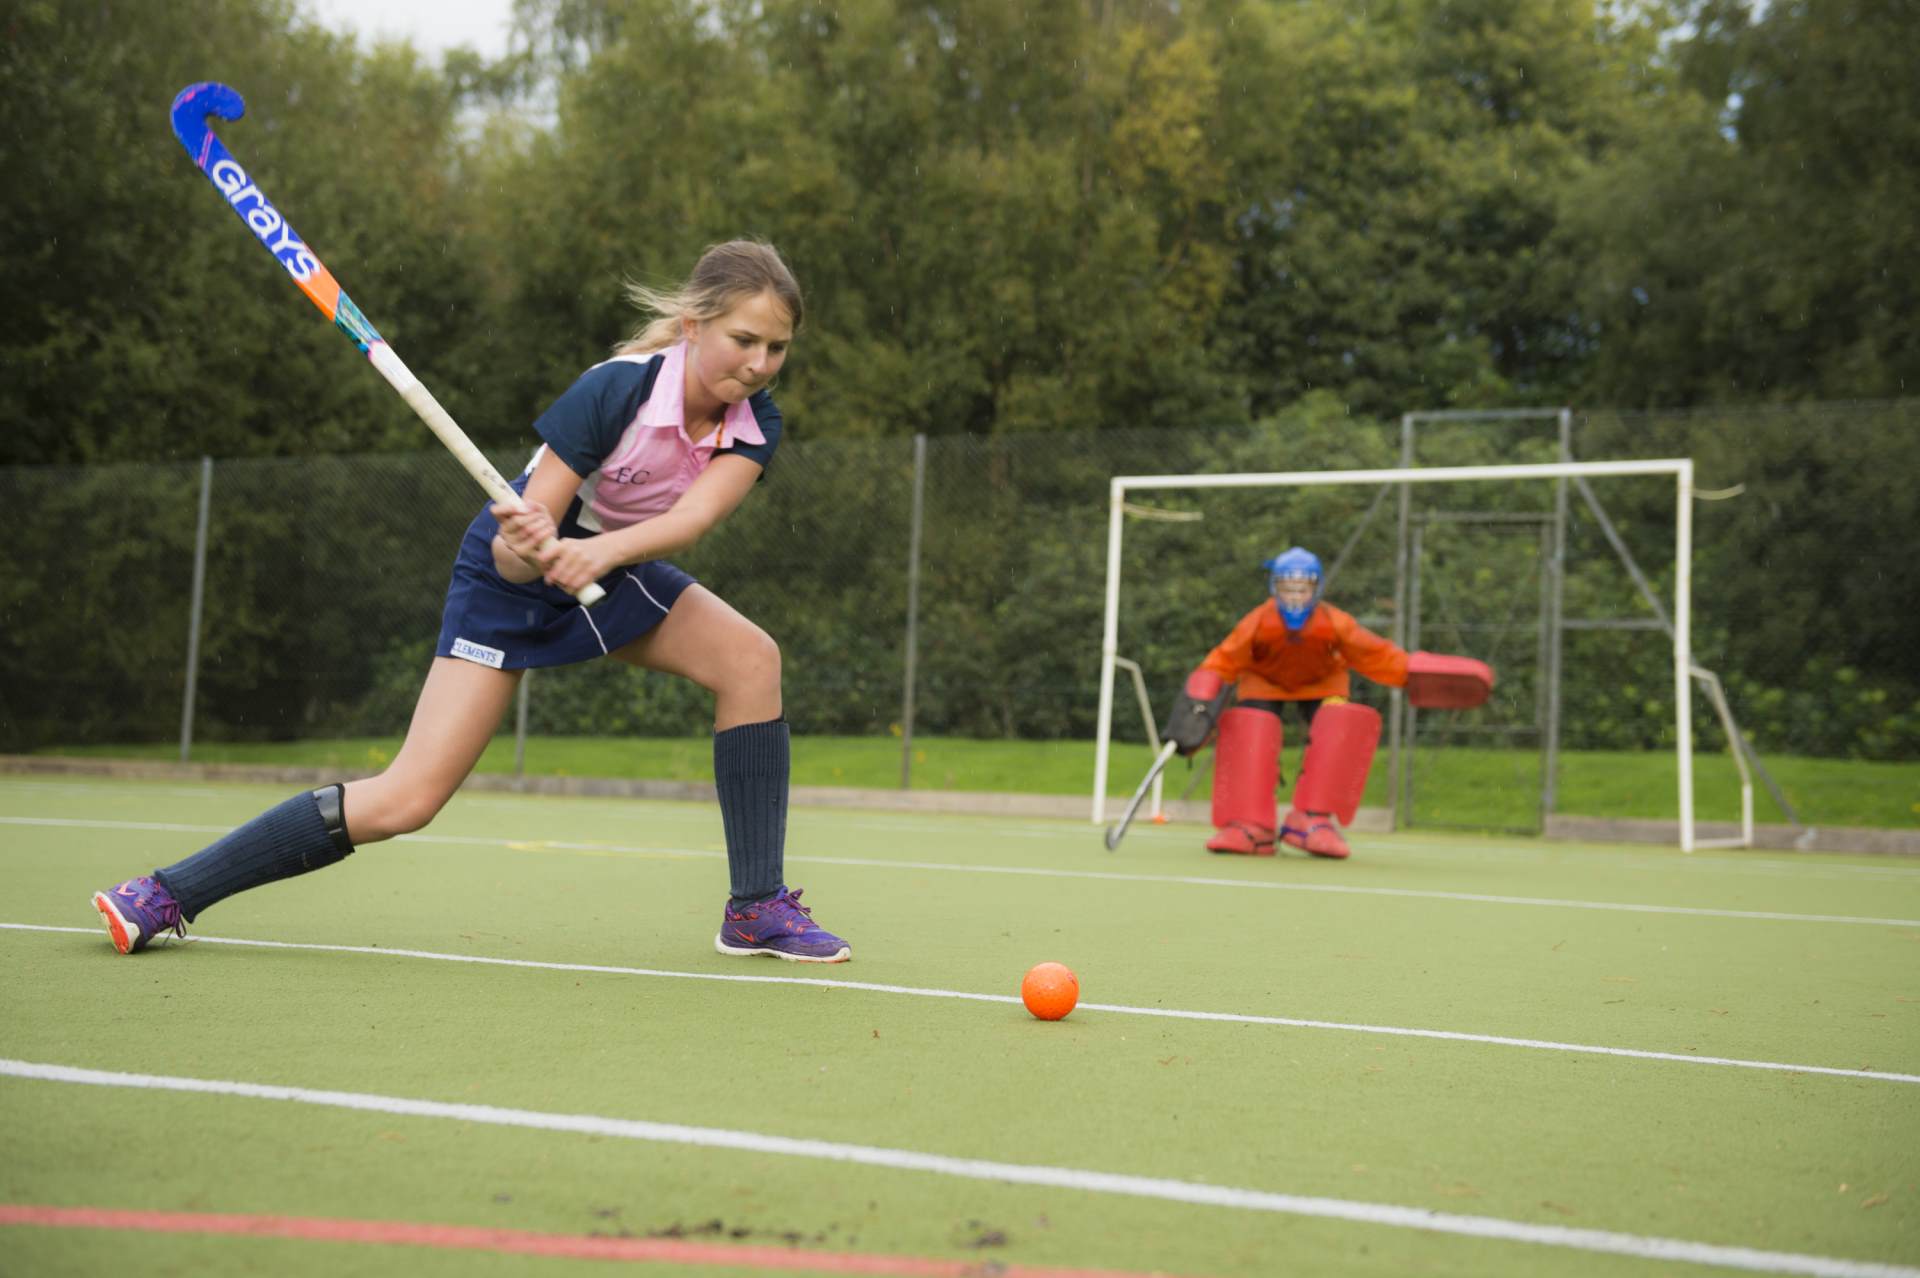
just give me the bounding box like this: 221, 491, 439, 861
170, 82, 245, 167
1263, 546, 1323, 629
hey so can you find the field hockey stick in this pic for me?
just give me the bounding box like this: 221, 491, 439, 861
1104, 738, 1180, 851
169, 81, 605, 607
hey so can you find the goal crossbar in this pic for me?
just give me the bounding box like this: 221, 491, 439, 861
1093, 459, 1702, 849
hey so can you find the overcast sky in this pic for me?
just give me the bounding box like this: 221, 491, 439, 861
302, 0, 518, 61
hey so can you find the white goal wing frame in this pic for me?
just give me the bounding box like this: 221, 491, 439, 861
1092, 459, 1702, 850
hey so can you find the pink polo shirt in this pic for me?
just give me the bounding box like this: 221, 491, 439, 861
526, 341, 776, 535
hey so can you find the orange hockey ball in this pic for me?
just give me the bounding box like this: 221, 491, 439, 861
1021, 962, 1079, 1021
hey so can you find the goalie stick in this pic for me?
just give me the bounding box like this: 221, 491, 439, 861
1104, 738, 1179, 851
169, 81, 604, 606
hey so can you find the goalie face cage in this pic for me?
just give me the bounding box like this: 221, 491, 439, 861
1091, 458, 1706, 852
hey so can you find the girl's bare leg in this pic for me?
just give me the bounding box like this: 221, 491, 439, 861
99, 657, 519, 947
612, 584, 847, 961
610, 584, 779, 725
343, 657, 523, 844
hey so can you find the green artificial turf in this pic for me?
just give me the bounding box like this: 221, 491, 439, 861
2, 776, 1917, 1277
36, 735, 1920, 829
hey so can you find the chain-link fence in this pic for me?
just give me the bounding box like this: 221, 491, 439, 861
5, 401, 1916, 774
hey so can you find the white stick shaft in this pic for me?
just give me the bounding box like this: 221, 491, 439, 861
366, 343, 604, 606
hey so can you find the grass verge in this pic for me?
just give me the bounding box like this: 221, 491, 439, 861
31, 737, 1919, 829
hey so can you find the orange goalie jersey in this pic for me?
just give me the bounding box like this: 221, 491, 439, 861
1198, 601, 1409, 703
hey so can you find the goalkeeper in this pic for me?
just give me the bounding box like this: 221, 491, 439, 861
1160, 547, 1493, 860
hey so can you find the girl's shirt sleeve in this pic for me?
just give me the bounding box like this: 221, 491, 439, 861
531, 359, 662, 479
717, 389, 783, 471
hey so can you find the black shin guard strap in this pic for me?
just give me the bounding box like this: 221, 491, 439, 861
311, 783, 355, 860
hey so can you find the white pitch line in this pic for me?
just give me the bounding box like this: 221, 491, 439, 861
6, 924, 1915, 1086
0, 815, 239, 835
10, 782, 1920, 877
785, 853, 1920, 928
0, 1059, 1912, 1278
1324, 839, 1920, 882
6, 816, 1916, 928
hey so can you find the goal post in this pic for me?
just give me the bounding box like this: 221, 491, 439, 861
1092, 458, 1702, 850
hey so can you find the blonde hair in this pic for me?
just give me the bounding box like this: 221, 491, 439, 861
614, 239, 804, 356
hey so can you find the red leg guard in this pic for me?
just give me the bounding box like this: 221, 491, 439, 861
1206, 707, 1280, 855
1291, 701, 1381, 827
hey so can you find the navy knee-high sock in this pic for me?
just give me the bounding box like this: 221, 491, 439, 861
153, 785, 355, 922
714, 718, 788, 904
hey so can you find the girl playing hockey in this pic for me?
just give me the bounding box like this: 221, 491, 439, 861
94, 240, 851, 963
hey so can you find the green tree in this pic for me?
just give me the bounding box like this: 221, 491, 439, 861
493, 0, 1243, 438
1213, 0, 1662, 418
1563, 0, 1920, 405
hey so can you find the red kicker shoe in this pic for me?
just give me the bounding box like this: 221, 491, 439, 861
1205, 822, 1276, 856
1280, 809, 1351, 860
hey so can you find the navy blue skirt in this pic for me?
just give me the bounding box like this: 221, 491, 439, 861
435, 501, 696, 671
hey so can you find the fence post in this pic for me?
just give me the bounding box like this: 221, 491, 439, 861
1386, 417, 1414, 830
179, 456, 213, 763
900, 433, 927, 789
1540, 408, 1571, 827
514, 669, 531, 786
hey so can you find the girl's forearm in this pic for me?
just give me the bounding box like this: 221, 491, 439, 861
596, 508, 712, 566
492, 536, 543, 583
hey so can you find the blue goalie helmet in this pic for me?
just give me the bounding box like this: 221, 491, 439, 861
1263, 546, 1323, 629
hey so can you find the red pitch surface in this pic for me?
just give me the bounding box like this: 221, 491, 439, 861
0, 1205, 1177, 1276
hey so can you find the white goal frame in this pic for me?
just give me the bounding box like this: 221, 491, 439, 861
1092, 459, 1706, 851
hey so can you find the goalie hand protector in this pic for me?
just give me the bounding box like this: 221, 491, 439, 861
1405, 651, 1496, 709
1162, 668, 1233, 756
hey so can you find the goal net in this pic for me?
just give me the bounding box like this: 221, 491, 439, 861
1091, 457, 1726, 851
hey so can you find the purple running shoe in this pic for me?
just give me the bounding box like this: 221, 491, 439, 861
92, 876, 185, 954
715, 886, 850, 963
